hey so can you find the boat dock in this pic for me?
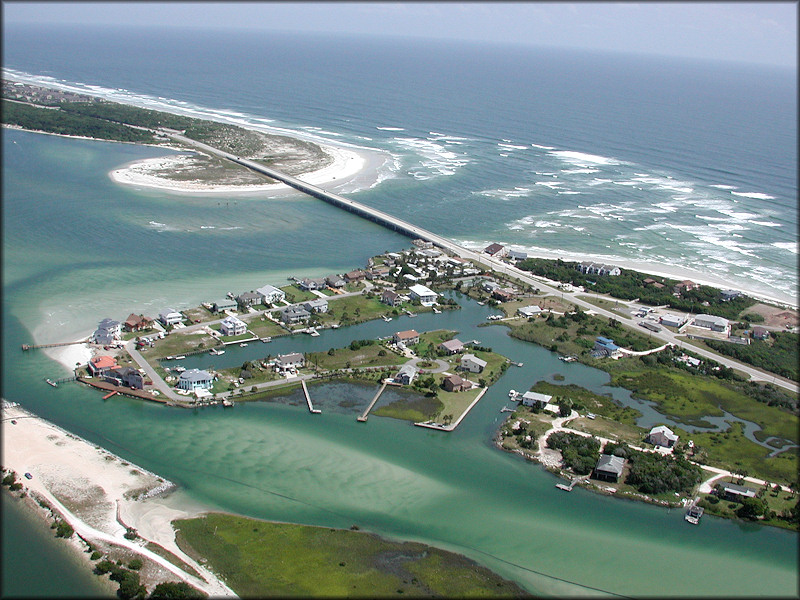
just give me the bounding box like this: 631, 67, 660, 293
414, 387, 488, 432
358, 380, 388, 422
685, 497, 704, 524
44, 375, 77, 388
301, 379, 321, 414
556, 477, 585, 492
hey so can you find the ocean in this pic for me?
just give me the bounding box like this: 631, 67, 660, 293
2, 24, 797, 597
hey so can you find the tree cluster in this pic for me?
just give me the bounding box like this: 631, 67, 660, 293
704, 332, 798, 382
546, 431, 600, 475
625, 449, 701, 495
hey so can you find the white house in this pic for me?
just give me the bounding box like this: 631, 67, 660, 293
460, 353, 487, 373
659, 314, 685, 328
303, 299, 328, 313
220, 315, 247, 336
178, 369, 213, 391
439, 339, 464, 354
521, 391, 552, 407
517, 305, 542, 318
256, 284, 286, 305
647, 425, 678, 448
394, 364, 417, 385
484, 243, 507, 258
693, 314, 730, 333
159, 309, 183, 326
409, 284, 438, 305
275, 353, 304, 371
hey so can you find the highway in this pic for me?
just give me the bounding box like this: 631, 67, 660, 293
167, 132, 798, 394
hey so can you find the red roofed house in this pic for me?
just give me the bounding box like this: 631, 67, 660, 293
124, 313, 153, 332
88, 355, 118, 376
443, 374, 472, 393
393, 330, 420, 345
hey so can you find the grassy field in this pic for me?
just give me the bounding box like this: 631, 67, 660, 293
320, 295, 394, 326
182, 306, 218, 324
530, 381, 643, 425
575, 295, 634, 319
568, 415, 648, 447
697, 477, 799, 531
139, 329, 217, 359
174, 513, 527, 597
242, 317, 287, 338
435, 386, 484, 423
279, 284, 318, 303
307, 342, 405, 370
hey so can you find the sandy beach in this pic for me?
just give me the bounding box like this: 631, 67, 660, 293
110, 142, 366, 195
1, 402, 236, 597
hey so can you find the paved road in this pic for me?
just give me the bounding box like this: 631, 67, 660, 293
125, 341, 181, 402
166, 131, 797, 394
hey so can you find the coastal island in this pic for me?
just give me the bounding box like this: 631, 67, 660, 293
3, 76, 799, 597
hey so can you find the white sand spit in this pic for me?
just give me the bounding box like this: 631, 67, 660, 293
2, 403, 236, 597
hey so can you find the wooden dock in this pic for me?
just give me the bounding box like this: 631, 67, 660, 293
301, 380, 321, 414
556, 477, 585, 492
358, 381, 388, 422
22, 340, 86, 351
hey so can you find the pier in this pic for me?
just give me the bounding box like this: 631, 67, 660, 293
22, 340, 86, 351
556, 476, 585, 492
358, 380, 388, 422
414, 387, 488, 432
300, 379, 321, 414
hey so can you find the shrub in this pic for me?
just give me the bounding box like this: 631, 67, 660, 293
90, 551, 103, 560
55, 521, 74, 538
149, 581, 207, 599
128, 558, 143, 570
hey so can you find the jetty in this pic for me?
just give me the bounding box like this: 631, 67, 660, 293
415, 387, 488, 432
685, 497, 704, 524
358, 380, 388, 422
44, 375, 77, 388
300, 379, 321, 414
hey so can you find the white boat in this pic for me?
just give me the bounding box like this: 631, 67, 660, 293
174, 366, 186, 373
261, 337, 272, 343
175, 355, 186, 360
383, 315, 392, 322
240, 343, 248, 347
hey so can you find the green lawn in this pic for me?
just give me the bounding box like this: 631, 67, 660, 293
307, 342, 404, 370
279, 284, 318, 303
182, 306, 218, 324
320, 295, 393, 326
434, 385, 484, 423
372, 391, 443, 422
530, 381, 643, 425
242, 317, 287, 338
174, 514, 526, 597
139, 330, 217, 359
576, 295, 634, 319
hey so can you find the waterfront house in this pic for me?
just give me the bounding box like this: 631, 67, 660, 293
104, 366, 144, 390
507, 250, 527, 262
92, 328, 115, 346
593, 454, 625, 483
647, 425, 678, 448
280, 306, 311, 325
299, 277, 327, 291
577, 262, 621, 277
325, 275, 346, 288
751, 326, 769, 340
393, 330, 420, 346
492, 288, 515, 302
256, 284, 286, 305
177, 369, 213, 391
96, 318, 121, 338
443, 374, 471, 392
720, 289, 742, 302
159, 309, 183, 327
594, 337, 621, 357
345, 270, 366, 282
439, 339, 464, 355
124, 314, 153, 332
521, 391, 551, 408
220, 315, 247, 336
409, 284, 437, 305
394, 364, 417, 385
302, 299, 328, 313
460, 354, 487, 374
88, 355, 118, 376
484, 243, 507, 258
693, 314, 730, 333
381, 289, 401, 307
412, 239, 433, 249
416, 248, 442, 259
275, 353, 305, 371
366, 266, 391, 280
236, 291, 263, 308
717, 481, 757, 502
517, 305, 542, 318
212, 299, 237, 313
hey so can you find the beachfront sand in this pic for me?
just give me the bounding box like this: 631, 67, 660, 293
1, 404, 235, 597
110, 142, 365, 195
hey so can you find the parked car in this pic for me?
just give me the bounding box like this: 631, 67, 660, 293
24, 472, 32, 480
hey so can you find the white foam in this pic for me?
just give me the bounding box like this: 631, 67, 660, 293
530, 143, 555, 150
772, 242, 799, 254
498, 143, 529, 150
748, 220, 782, 227
731, 191, 776, 200
710, 184, 737, 190
560, 168, 599, 174
392, 137, 468, 179
376, 126, 405, 131
549, 150, 620, 166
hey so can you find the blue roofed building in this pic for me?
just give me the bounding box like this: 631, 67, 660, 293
593, 336, 621, 357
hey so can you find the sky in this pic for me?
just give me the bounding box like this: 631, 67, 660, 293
2, 2, 797, 68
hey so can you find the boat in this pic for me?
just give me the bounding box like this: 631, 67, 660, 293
222, 398, 235, 407
508, 389, 517, 398
382, 315, 392, 322
239, 343, 248, 347
260, 337, 272, 343
477, 301, 485, 306
209, 348, 225, 355
175, 355, 186, 360
510, 361, 523, 367
45, 379, 58, 388
432, 307, 441, 314
165, 356, 175, 361
685, 504, 704, 525
174, 366, 186, 373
